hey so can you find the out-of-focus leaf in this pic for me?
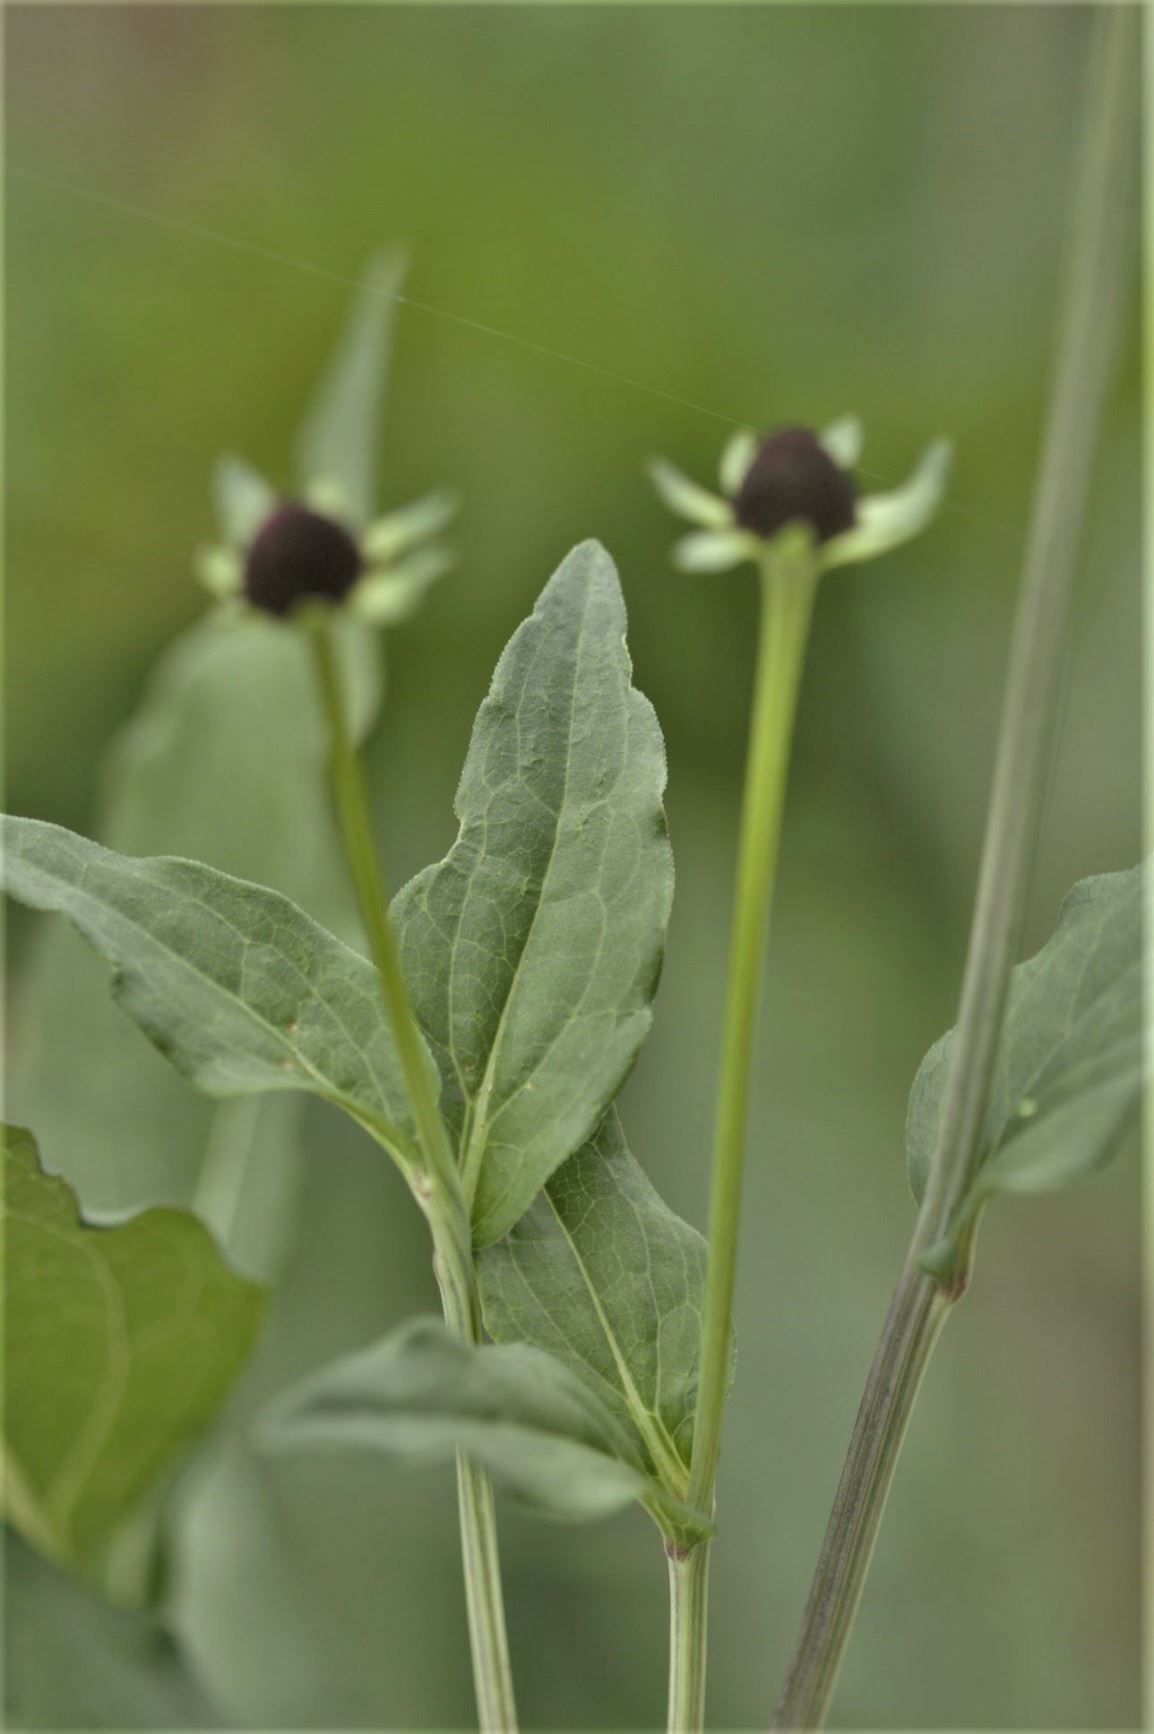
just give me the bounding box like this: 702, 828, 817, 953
907, 865, 1144, 1265
4, 1532, 222, 1729
2, 1126, 264, 1564
0, 818, 423, 1163
213, 455, 276, 549
478, 1108, 705, 1498
296, 249, 407, 527
263, 1315, 652, 1523
394, 539, 673, 1245
10, 615, 381, 1257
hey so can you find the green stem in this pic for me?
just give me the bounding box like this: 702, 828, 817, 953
689, 548, 818, 1520
307, 620, 460, 1218
670, 545, 818, 1733
667, 1541, 711, 1734
308, 618, 518, 1733
772, 13, 1136, 1729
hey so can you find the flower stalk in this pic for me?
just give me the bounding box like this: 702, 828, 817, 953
667, 1541, 712, 1734
666, 540, 819, 1731
688, 542, 819, 1519
652, 381, 951, 1734
307, 616, 518, 1733
772, 9, 1137, 1727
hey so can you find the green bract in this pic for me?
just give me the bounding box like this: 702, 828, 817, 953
650, 418, 951, 575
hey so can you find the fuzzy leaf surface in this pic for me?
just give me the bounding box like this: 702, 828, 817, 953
394, 540, 673, 1244
1, 816, 421, 1159
263, 1315, 650, 1522
907, 865, 1144, 1220
2, 1125, 265, 1563
478, 1108, 705, 1497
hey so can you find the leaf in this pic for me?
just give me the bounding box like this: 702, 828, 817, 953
213, 455, 276, 549
5, 1532, 223, 1729
1, 815, 422, 1163
2, 1125, 265, 1564
296, 248, 407, 526
394, 539, 674, 1245
262, 1315, 652, 1523
477, 1108, 706, 1499
9, 616, 383, 1263
906, 865, 1144, 1247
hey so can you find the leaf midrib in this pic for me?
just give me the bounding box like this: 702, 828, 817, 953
457, 580, 595, 1204
542, 1190, 689, 1497
11, 838, 414, 1160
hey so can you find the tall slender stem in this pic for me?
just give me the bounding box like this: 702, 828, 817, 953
308, 619, 518, 1733
667, 1542, 711, 1734
669, 547, 818, 1733
772, 13, 1136, 1729
308, 621, 460, 1217
689, 551, 818, 1519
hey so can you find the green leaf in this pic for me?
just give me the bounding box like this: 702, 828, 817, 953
2, 1125, 265, 1564
262, 1315, 652, 1523
296, 248, 407, 526
907, 865, 1144, 1240
10, 616, 381, 1266
477, 1108, 706, 1500
213, 455, 276, 549
1, 815, 422, 1163
394, 540, 674, 1245
5, 1532, 222, 1729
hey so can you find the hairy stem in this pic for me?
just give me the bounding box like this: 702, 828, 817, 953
309, 619, 518, 1733
772, 12, 1136, 1728
667, 1541, 711, 1734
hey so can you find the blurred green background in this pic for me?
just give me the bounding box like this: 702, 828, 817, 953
6, 4, 1140, 1729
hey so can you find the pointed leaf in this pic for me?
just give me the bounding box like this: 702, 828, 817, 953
478, 1107, 707, 1498
296, 249, 406, 526
263, 1315, 649, 1522
213, 456, 276, 549
1, 816, 422, 1161
9, 616, 381, 1268
2, 1126, 265, 1563
907, 865, 1144, 1221
394, 540, 674, 1245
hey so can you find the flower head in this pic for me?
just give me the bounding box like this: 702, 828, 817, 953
244, 504, 364, 616
195, 248, 457, 627
649, 418, 950, 576
195, 456, 456, 626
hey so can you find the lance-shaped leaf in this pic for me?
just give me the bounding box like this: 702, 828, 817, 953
262, 1315, 653, 1523
0, 816, 422, 1162
296, 248, 406, 527
394, 540, 674, 1245
10, 617, 379, 1263
477, 1108, 706, 1500
906, 865, 1144, 1263
2, 1126, 265, 1564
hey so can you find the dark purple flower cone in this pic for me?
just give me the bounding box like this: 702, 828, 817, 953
244, 504, 364, 617
733, 427, 856, 543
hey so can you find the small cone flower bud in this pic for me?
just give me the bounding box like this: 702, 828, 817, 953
733, 427, 857, 543
244, 504, 364, 617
